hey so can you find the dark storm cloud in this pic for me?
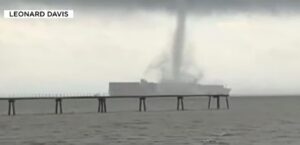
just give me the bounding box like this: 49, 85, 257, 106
1, 0, 300, 14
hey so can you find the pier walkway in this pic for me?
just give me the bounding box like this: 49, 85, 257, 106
0, 94, 229, 116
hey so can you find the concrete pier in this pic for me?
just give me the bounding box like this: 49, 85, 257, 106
0, 94, 229, 115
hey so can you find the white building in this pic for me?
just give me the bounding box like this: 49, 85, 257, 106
109, 79, 230, 96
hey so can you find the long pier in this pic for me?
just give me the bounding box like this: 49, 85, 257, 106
0, 94, 230, 116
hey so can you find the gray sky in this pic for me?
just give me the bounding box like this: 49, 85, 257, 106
1, 0, 300, 95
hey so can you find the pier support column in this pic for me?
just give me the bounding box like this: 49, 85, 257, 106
8, 99, 16, 116
103, 98, 107, 112
216, 96, 220, 109
139, 97, 146, 112
177, 96, 184, 111
98, 98, 107, 113
208, 96, 212, 109
209, 95, 229, 110
226, 95, 230, 109
55, 98, 63, 114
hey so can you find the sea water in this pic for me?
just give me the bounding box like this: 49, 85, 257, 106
0, 96, 299, 145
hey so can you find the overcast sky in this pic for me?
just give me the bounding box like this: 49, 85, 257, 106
1, 0, 300, 95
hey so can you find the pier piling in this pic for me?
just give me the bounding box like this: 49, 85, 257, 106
177, 96, 184, 111
139, 97, 146, 112
98, 98, 107, 113
8, 99, 16, 116
226, 96, 230, 109
55, 98, 63, 114
216, 96, 220, 109
103, 98, 107, 112
208, 95, 229, 110
98, 98, 101, 113
208, 96, 212, 109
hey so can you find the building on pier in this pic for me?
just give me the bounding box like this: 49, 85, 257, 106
109, 79, 231, 96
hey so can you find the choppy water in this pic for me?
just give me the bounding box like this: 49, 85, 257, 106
0, 96, 300, 145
